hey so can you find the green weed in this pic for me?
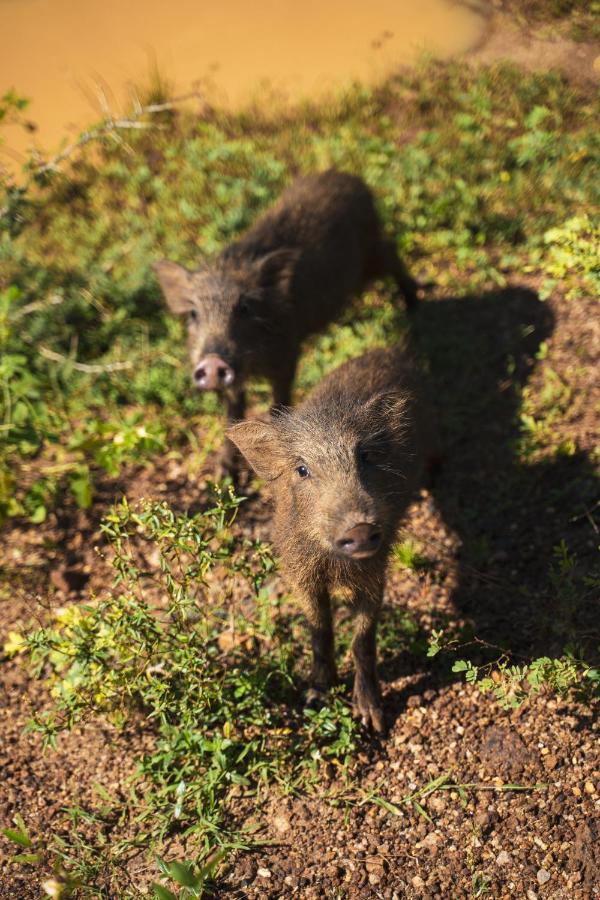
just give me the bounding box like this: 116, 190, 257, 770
392, 538, 433, 573
17, 491, 358, 893
1, 61, 599, 523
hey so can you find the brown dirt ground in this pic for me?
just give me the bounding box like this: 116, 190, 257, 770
471, 27, 599, 86
1, 276, 598, 898
466, 7, 600, 86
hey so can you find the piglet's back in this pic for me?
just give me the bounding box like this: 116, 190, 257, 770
234, 170, 378, 257
299, 346, 438, 466
223, 170, 382, 338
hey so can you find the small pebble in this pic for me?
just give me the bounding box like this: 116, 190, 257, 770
496, 850, 511, 866
537, 868, 551, 885
257, 867, 272, 879
273, 814, 290, 833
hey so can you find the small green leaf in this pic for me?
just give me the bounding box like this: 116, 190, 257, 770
2, 827, 32, 848
92, 781, 115, 805
70, 469, 93, 509
151, 884, 178, 900
168, 861, 199, 887
29, 505, 47, 524
412, 801, 433, 823
13, 852, 41, 865
155, 856, 171, 877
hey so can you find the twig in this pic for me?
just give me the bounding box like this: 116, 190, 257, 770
35, 118, 154, 175
12, 295, 64, 320
436, 782, 548, 792
39, 346, 133, 373
34, 91, 205, 175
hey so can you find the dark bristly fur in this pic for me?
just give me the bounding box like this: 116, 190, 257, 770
228, 347, 436, 733
154, 170, 419, 472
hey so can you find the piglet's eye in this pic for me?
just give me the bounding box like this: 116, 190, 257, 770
189, 308, 198, 323
237, 299, 250, 316
359, 449, 374, 465
296, 464, 310, 478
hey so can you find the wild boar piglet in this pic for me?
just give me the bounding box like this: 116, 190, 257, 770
155, 169, 419, 473
228, 347, 436, 732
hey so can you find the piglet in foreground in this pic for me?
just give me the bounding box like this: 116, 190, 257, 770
155, 170, 419, 472
228, 347, 435, 733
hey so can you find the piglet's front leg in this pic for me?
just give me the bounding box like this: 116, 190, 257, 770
213, 389, 246, 481
270, 357, 297, 415
303, 588, 337, 707
351, 594, 385, 734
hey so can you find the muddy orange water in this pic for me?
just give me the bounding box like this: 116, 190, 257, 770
0, 0, 487, 167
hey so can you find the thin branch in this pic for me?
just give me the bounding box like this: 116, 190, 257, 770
16, 91, 206, 179
12, 295, 64, 320
39, 345, 133, 373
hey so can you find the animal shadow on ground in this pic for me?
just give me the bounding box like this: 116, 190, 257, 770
381, 286, 599, 723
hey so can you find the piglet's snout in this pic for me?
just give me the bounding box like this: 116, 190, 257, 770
194, 355, 235, 391
334, 522, 382, 559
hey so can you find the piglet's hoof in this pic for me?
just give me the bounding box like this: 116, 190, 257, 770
353, 698, 386, 735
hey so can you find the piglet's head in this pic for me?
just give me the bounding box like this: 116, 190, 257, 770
228, 391, 411, 561
153, 251, 298, 394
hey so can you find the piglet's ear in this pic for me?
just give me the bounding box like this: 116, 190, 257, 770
153, 260, 194, 314
364, 390, 411, 439
227, 419, 286, 481
253, 248, 300, 294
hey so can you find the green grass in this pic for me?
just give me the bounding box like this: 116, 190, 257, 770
1, 60, 599, 521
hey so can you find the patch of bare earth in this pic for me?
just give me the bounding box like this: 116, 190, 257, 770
467, 11, 599, 85
221, 691, 598, 899
1, 284, 599, 896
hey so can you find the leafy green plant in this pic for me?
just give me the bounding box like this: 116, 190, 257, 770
2, 814, 80, 898
152, 852, 228, 899
449, 650, 599, 709
429, 632, 599, 710
540, 214, 600, 300
392, 538, 432, 573
21, 490, 358, 892
0, 280, 172, 521
427, 536, 600, 709
0, 90, 29, 130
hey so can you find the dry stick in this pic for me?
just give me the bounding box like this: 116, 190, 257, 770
12, 295, 64, 320
0, 92, 206, 222
33, 92, 206, 175
38, 345, 133, 373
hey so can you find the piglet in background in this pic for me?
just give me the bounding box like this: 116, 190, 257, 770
155, 170, 419, 474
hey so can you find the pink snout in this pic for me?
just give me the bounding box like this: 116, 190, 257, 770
193, 355, 235, 391
334, 522, 382, 560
